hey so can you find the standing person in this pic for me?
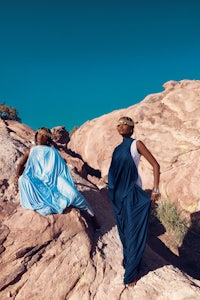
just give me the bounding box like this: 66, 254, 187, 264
14, 127, 99, 229
108, 116, 160, 287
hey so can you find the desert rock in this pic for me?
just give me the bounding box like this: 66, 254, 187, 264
0, 80, 200, 299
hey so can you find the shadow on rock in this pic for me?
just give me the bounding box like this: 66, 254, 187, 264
178, 211, 200, 280
76, 185, 116, 254
78, 186, 175, 280
147, 207, 200, 280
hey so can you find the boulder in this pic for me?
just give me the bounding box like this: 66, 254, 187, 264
1, 81, 200, 299
69, 80, 200, 221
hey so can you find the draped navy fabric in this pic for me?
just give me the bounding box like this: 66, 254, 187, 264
108, 138, 151, 284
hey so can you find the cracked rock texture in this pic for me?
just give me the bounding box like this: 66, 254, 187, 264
0, 80, 200, 299
69, 80, 200, 222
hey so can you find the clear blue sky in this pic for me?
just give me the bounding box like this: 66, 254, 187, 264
0, 0, 200, 131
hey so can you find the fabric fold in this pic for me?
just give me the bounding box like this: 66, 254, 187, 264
19, 145, 90, 215
108, 138, 151, 284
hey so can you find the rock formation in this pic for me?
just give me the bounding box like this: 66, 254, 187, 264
0, 80, 200, 299
69, 80, 200, 223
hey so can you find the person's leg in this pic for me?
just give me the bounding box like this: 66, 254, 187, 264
88, 213, 100, 230
79, 208, 100, 231
72, 190, 100, 230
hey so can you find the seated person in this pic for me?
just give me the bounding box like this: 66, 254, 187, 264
14, 127, 99, 228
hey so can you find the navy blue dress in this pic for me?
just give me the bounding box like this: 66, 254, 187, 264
108, 138, 151, 284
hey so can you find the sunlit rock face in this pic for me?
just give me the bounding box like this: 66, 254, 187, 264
0, 120, 34, 203
69, 80, 200, 220
0, 80, 200, 299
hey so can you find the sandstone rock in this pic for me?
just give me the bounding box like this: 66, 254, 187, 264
51, 126, 70, 145
1, 193, 200, 300
1, 81, 200, 299
69, 79, 200, 222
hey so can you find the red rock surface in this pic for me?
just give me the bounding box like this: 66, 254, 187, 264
0, 80, 200, 299
69, 80, 200, 222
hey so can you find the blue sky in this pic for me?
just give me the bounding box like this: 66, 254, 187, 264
0, 0, 200, 131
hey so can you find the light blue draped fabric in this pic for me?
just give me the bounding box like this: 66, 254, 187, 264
108, 138, 151, 284
19, 145, 90, 215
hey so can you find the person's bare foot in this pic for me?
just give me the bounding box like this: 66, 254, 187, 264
125, 280, 137, 288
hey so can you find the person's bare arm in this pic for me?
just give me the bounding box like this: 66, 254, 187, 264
14, 148, 30, 189
136, 140, 160, 201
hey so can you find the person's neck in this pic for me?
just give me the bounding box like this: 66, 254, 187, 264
122, 135, 131, 139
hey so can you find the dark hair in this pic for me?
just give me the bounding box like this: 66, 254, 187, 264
35, 127, 52, 145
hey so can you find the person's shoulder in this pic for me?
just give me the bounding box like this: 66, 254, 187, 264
135, 140, 145, 148
130, 138, 137, 146
135, 140, 149, 155
131, 138, 136, 143
42, 145, 58, 153
49, 145, 60, 155
29, 144, 38, 151
136, 139, 143, 145
28, 145, 39, 155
